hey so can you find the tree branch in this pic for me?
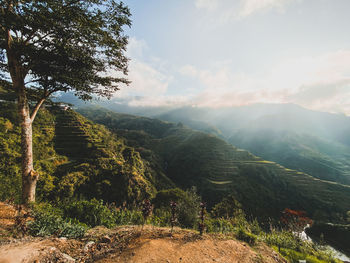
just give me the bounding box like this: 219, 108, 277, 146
30, 97, 46, 123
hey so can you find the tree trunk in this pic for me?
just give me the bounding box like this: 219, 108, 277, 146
17, 81, 38, 204
5, 20, 38, 204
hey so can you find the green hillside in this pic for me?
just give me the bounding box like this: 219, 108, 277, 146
229, 129, 350, 185
2, 100, 349, 223
154, 104, 350, 186
78, 107, 350, 223
0, 102, 158, 204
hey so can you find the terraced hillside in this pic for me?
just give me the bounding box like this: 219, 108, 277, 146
0, 102, 156, 204
79, 107, 350, 222
229, 129, 350, 185
154, 104, 350, 186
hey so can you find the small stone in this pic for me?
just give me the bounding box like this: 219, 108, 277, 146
100, 235, 112, 243
58, 237, 67, 243
84, 241, 95, 252
49, 246, 57, 251
62, 253, 76, 262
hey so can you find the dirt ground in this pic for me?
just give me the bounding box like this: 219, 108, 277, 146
0, 202, 286, 263
0, 202, 17, 239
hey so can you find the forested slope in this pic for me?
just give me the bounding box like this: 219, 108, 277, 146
78, 107, 350, 222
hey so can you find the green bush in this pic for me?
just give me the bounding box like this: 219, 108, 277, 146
114, 208, 143, 225
265, 230, 342, 263
152, 187, 201, 228
206, 217, 235, 233
28, 206, 87, 238
278, 248, 333, 263
264, 230, 300, 251
63, 199, 116, 228
236, 227, 257, 245
151, 208, 172, 227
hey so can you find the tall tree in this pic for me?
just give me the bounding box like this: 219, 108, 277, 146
0, 0, 131, 203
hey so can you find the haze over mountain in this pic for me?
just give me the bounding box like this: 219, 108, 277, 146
57, 92, 350, 187
77, 106, 350, 222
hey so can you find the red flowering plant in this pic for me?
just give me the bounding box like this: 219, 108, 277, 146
281, 208, 313, 235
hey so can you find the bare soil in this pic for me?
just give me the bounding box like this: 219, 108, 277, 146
0, 202, 287, 263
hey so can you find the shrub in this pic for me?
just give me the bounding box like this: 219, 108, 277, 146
152, 208, 172, 227
63, 199, 115, 228
211, 195, 243, 219
114, 208, 143, 225
28, 205, 87, 238
205, 217, 235, 233
236, 227, 257, 245
152, 187, 201, 228
264, 230, 299, 252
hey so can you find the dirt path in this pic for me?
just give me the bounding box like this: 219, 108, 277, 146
0, 202, 16, 239
0, 202, 286, 263
95, 228, 285, 263
0, 240, 54, 263
0, 225, 286, 263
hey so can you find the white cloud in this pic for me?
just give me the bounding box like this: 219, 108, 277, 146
238, 0, 296, 18
178, 50, 350, 114
127, 95, 189, 108
113, 37, 173, 99
127, 60, 171, 96
194, 0, 301, 23
195, 0, 219, 11
127, 37, 148, 58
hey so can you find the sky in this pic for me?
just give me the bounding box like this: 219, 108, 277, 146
114, 0, 350, 115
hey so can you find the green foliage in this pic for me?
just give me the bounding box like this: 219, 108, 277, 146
152, 187, 201, 228
28, 203, 87, 238
62, 199, 116, 228
78, 106, 350, 223
277, 247, 341, 263
211, 195, 244, 219
265, 230, 301, 251
150, 209, 172, 227
264, 229, 342, 263
205, 217, 235, 233
236, 227, 257, 245
114, 209, 143, 225
1, 1, 132, 100
0, 102, 156, 206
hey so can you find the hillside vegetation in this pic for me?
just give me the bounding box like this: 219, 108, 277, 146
0, 102, 158, 205
149, 104, 350, 186
78, 107, 350, 223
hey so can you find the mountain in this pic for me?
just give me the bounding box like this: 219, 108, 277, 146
78, 106, 350, 223
0, 102, 161, 204
152, 104, 350, 186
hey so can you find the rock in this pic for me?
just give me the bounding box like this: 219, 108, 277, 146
59, 237, 67, 241
100, 235, 112, 243
49, 246, 57, 252
84, 241, 95, 252
61, 253, 75, 262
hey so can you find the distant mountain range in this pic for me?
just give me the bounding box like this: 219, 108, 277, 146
153, 104, 350, 186
58, 92, 350, 187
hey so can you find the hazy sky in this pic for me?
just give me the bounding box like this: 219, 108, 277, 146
116, 0, 350, 115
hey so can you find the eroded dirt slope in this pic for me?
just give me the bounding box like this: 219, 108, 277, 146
0, 202, 286, 263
